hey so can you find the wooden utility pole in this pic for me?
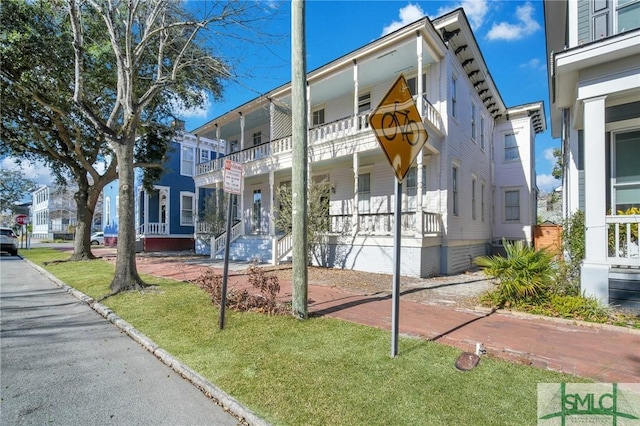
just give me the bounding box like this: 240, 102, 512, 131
291, 0, 308, 319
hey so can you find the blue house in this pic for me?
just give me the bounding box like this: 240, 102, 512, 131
103, 123, 224, 252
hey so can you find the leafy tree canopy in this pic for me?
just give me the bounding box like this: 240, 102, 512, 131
0, 168, 37, 214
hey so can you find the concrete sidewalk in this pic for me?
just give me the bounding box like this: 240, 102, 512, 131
94, 248, 640, 383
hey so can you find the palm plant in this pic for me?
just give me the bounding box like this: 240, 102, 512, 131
474, 239, 556, 306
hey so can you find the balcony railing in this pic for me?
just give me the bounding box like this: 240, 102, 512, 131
195, 98, 443, 177
137, 222, 168, 235
607, 214, 640, 267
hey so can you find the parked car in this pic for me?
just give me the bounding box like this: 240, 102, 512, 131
90, 232, 104, 245
0, 227, 19, 256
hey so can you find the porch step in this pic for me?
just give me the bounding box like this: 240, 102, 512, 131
215, 235, 272, 263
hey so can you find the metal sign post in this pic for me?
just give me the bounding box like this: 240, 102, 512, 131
219, 192, 233, 330
368, 74, 429, 357
391, 178, 402, 357
220, 160, 243, 330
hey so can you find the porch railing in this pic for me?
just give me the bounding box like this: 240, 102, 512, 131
138, 222, 168, 235
211, 220, 244, 258
272, 232, 293, 265
195, 98, 443, 177
607, 214, 640, 267
330, 211, 442, 236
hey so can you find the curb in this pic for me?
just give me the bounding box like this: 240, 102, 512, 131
470, 305, 640, 335
24, 258, 269, 426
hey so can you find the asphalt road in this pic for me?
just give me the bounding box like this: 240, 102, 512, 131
0, 254, 240, 426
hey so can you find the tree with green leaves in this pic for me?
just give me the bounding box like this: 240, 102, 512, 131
1, 0, 172, 261
551, 147, 563, 181
0, 169, 36, 215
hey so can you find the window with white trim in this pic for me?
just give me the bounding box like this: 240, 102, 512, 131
357, 173, 371, 213
229, 140, 238, 153
358, 93, 371, 113
612, 129, 640, 211
480, 116, 485, 150
471, 103, 477, 140
312, 108, 325, 126
481, 183, 485, 222
452, 165, 459, 216
406, 167, 417, 211
451, 76, 457, 118
472, 176, 477, 220
504, 133, 519, 161
199, 148, 210, 164
180, 192, 195, 226
253, 131, 262, 146
505, 189, 520, 222
181, 145, 194, 176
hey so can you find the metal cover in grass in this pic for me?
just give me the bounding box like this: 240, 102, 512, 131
455, 352, 480, 371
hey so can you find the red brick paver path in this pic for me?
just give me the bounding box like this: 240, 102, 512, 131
97, 249, 640, 383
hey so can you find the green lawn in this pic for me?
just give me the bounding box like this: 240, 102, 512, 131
24, 248, 586, 425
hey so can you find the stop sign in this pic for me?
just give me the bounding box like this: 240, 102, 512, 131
15, 214, 28, 225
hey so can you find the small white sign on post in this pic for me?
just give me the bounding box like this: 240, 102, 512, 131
223, 160, 243, 195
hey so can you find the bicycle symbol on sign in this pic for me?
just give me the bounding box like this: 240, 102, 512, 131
381, 101, 421, 146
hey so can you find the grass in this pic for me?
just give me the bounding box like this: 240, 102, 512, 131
24, 248, 586, 425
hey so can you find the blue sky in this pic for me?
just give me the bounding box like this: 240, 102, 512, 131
178, 0, 560, 193
3, 0, 560, 193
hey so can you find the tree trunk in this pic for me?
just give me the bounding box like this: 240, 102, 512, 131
110, 139, 145, 293
69, 177, 97, 261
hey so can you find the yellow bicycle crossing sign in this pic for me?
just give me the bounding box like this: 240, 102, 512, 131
368, 74, 428, 182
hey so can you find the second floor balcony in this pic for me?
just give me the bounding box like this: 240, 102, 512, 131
196, 95, 444, 180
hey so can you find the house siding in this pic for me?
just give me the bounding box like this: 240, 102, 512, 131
577, 0, 590, 44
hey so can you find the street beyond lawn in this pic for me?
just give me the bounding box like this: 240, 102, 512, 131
21, 248, 586, 425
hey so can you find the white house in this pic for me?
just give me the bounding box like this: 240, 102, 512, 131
544, 0, 640, 309
31, 185, 80, 239
192, 8, 545, 277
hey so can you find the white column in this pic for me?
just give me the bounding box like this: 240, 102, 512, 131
580, 95, 609, 303
269, 171, 275, 236
416, 30, 425, 233
415, 31, 423, 116
239, 112, 245, 151
269, 100, 275, 144
353, 153, 359, 235
353, 60, 359, 122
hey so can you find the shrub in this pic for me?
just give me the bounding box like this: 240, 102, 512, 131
194, 263, 288, 315
525, 294, 610, 323
474, 240, 555, 307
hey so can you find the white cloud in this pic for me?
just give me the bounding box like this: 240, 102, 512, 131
537, 173, 559, 193
437, 0, 489, 30
486, 2, 540, 41
170, 91, 212, 120
381, 3, 426, 36
1, 157, 54, 188
543, 147, 556, 163
519, 58, 546, 71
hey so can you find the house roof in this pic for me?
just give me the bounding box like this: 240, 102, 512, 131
432, 8, 507, 121
505, 101, 547, 134
192, 8, 512, 137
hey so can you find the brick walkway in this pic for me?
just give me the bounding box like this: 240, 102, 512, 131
97, 249, 640, 383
